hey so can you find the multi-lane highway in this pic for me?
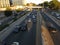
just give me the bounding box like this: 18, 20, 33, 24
3, 10, 37, 45
40, 9, 60, 30
0, 8, 60, 45
45, 8, 60, 45
40, 8, 60, 45
0, 11, 31, 45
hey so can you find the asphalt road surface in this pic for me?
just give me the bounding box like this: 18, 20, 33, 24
4, 11, 37, 45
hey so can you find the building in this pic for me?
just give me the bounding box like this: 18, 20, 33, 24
12, 0, 23, 6
23, 0, 27, 5
9, 0, 13, 6
12, 0, 26, 6
0, 0, 10, 8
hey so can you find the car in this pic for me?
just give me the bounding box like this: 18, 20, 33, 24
28, 18, 32, 23
32, 15, 35, 19
57, 16, 60, 20
13, 25, 20, 33
20, 24, 27, 31
51, 12, 54, 15
33, 18, 36, 23
56, 13, 59, 16
51, 29, 57, 33
32, 15, 36, 22
11, 42, 19, 45
47, 26, 57, 33
51, 12, 56, 16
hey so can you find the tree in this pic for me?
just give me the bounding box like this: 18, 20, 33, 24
49, 0, 60, 10
44, 1, 49, 7
26, 3, 30, 6
26, 3, 36, 6
38, 3, 43, 6
53, 0, 60, 9
49, 1, 55, 9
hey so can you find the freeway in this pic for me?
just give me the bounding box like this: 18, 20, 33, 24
39, 10, 54, 45
3, 10, 37, 45
0, 12, 31, 43
44, 11, 60, 26
0, 9, 44, 45
0, 8, 56, 45
40, 9, 60, 45
40, 10, 60, 30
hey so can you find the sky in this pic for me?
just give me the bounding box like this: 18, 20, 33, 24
58, 0, 60, 2
26, 0, 60, 4
26, 0, 52, 4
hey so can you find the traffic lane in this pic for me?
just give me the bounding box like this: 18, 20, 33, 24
3, 19, 27, 45
4, 18, 36, 45
17, 12, 36, 45
4, 11, 36, 45
4, 12, 30, 43
0, 13, 29, 42
4, 31, 26, 45
19, 21, 36, 45
49, 31, 60, 45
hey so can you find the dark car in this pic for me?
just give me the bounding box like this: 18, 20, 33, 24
20, 24, 27, 31
56, 15, 60, 20
13, 25, 21, 33
33, 18, 36, 23
32, 15, 36, 23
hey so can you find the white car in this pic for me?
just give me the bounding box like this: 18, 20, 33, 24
57, 17, 60, 20
11, 42, 19, 45
28, 18, 32, 23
